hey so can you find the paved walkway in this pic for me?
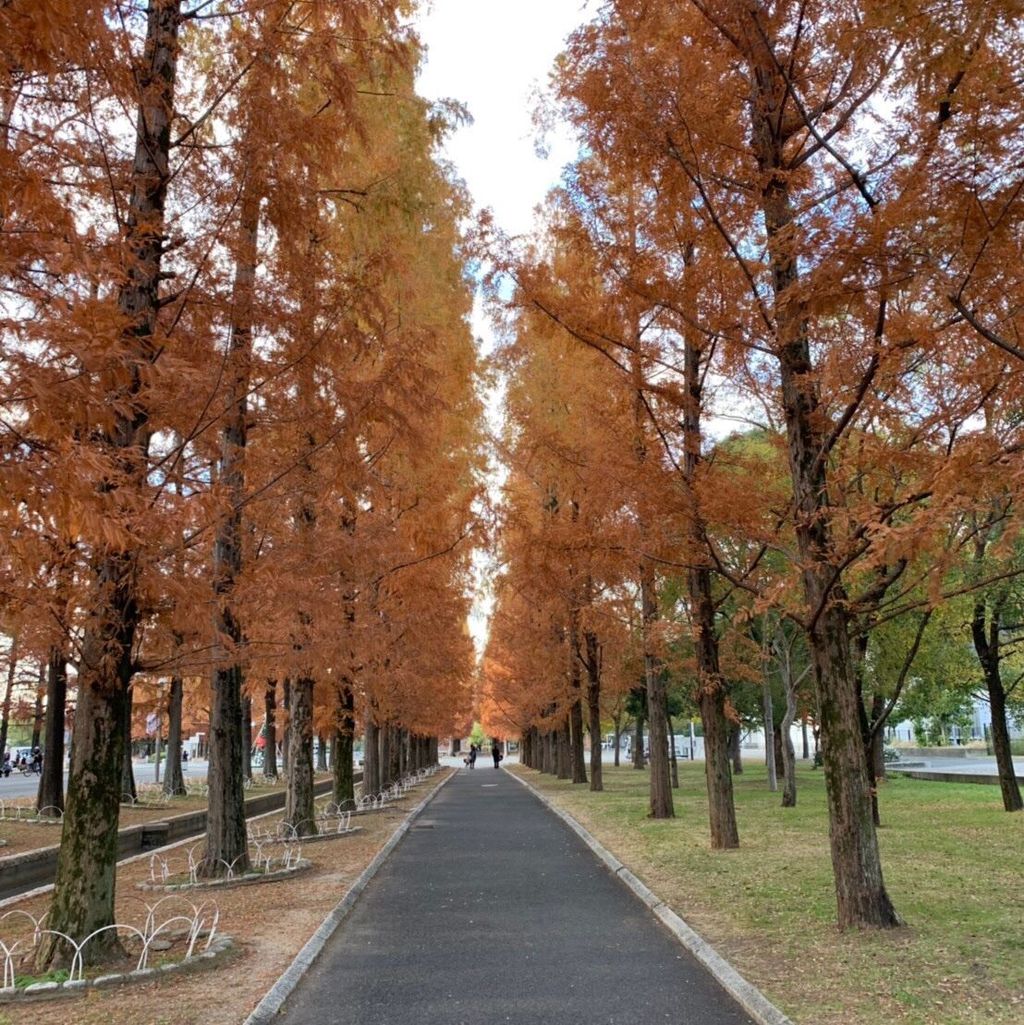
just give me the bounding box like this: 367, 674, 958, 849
279, 767, 753, 1025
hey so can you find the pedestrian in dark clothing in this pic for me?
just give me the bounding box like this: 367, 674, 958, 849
468, 743, 478, 769
491, 740, 502, 768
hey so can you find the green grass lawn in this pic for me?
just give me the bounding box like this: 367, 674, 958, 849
513, 761, 1024, 1025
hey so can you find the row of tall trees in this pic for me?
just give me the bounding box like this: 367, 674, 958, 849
484, 0, 1024, 931
1, 0, 480, 967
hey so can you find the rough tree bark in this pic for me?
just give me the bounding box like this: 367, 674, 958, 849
972, 596, 1023, 812
37, 646, 67, 814
241, 696, 253, 782
728, 725, 743, 774
763, 675, 778, 793
556, 716, 571, 780
284, 677, 315, 836
41, 1, 183, 962
363, 717, 381, 795
632, 700, 646, 770
680, 257, 738, 845
201, 156, 262, 880
281, 679, 291, 772
331, 684, 354, 806
584, 629, 603, 791
264, 681, 278, 778
741, 8, 900, 925
162, 673, 186, 797
668, 714, 679, 789
0, 633, 17, 761
31, 673, 43, 751
121, 686, 137, 803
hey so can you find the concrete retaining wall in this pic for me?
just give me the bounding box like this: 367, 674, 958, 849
889, 769, 998, 786
894, 746, 984, 760
0, 776, 345, 901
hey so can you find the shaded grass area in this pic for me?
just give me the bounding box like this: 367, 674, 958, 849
514, 761, 1024, 1025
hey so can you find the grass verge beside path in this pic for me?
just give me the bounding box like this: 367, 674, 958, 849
512, 762, 1023, 1025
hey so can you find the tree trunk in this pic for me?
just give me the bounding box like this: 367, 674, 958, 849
972, 600, 1023, 812
281, 679, 291, 772
331, 686, 354, 806
781, 675, 798, 808
682, 316, 738, 843
363, 717, 381, 795
556, 717, 571, 779
585, 630, 603, 792
202, 660, 249, 876
284, 677, 315, 836
241, 696, 253, 782
641, 570, 673, 818
632, 705, 646, 769
801, 716, 810, 760
570, 699, 587, 784
39, 0, 182, 965
121, 686, 137, 802
0, 634, 17, 759
41, 632, 134, 967
36, 647, 67, 815
163, 673, 186, 797
612, 718, 622, 767
389, 725, 402, 783
728, 724, 743, 774
763, 677, 778, 792
870, 694, 887, 782
264, 681, 278, 778
668, 715, 679, 789
316, 733, 328, 772
31, 669, 44, 751
201, 117, 262, 879
542, 730, 555, 774
380, 724, 393, 788
773, 723, 785, 781
568, 597, 588, 784
743, 21, 899, 926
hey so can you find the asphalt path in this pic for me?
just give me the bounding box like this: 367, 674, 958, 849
278, 765, 754, 1025
0, 769, 48, 800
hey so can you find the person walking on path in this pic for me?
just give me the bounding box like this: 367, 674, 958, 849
468, 743, 477, 769
491, 740, 502, 768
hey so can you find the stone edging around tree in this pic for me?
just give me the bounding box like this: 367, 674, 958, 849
0, 935, 234, 1004
256, 828, 364, 846
136, 860, 312, 893
507, 769, 796, 1025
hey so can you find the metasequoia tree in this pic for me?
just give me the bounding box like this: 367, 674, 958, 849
543, 0, 1024, 925
489, 273, 660, 794
38, 0, 186, 963
3, 0, 481, 962
482, 0, 1024, 927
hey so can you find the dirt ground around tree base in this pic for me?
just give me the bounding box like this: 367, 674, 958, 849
0, 769, 451, 1025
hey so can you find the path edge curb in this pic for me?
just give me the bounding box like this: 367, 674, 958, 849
242, 770, 455, 1025
508, 769, 795, 1025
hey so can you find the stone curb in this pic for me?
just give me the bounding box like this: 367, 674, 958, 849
135, 859, 313, 893
0, 935, 234, 1003
508, 770, 796, 1025
242, 768, 453, 1025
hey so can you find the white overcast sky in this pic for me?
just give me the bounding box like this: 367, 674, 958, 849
415, 1, 594, 657
415, 0, 591, 250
